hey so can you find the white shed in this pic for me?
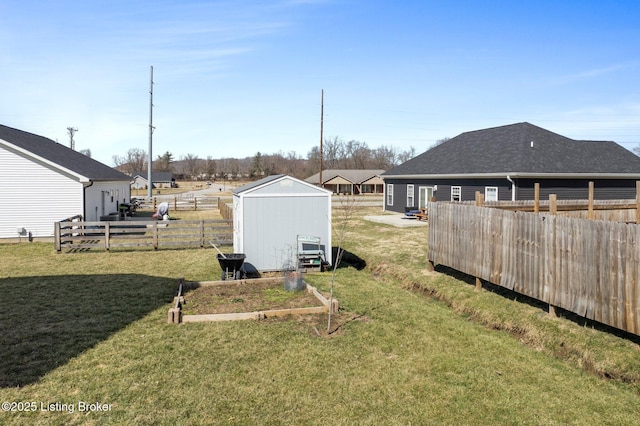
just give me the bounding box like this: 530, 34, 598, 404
233, 174, 332, 272
0, 124, 131, 239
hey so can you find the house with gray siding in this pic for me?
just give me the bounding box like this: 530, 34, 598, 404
0, 124, 131, 239
382, 122, 640, 213
233, 174, 332, 272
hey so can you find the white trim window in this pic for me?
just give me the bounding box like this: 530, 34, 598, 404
451, 186, 461, 202
386, 184, 394, 205
485, 186, 498, 202
406, 184, 414, 207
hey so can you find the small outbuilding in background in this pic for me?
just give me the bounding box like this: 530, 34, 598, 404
233, 174, 332, 273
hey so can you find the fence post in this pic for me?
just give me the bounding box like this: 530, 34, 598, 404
474, 191, 484, 292
153, 222, 158, 250
588, 181, 595, 220
534, 183, 540, 213
54, 222, 61, 252
200, 220, 205, 247
174, 197, 177, 212
194, 197, 198, 211
548, 193, 557, 317
105, 222, 110, 251
636, 181, 640, 224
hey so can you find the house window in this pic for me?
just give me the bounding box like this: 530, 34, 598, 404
485, 186, 498, 202
386, 184, 394, 205
451, 186, 461, 202
406, 184, 414, 207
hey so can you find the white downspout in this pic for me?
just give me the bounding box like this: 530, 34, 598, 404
506, 175, 516, 201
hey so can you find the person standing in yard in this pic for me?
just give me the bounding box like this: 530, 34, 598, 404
152, 201, 169, 220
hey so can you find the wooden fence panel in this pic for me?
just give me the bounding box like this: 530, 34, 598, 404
428, 202, 640, 336
56, 219, 232, 252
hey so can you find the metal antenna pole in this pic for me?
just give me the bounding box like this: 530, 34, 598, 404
319, 89, 324, 187
147, 66, 154, 199
67, 127, 78, 150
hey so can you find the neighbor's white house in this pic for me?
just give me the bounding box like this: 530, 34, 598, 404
0, 124, 132, 239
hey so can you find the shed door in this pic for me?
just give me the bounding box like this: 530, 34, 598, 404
418, 186, 434, 208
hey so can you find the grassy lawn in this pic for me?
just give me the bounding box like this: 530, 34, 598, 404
1, 206, 640, 424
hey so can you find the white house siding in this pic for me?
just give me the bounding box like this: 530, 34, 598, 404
84, 182, 131, 221
0, 146, 83, 238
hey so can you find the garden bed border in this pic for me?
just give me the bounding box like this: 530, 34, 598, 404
168, 277, 338, 324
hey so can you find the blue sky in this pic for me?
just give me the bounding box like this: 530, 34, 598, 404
2, 0, 640, 166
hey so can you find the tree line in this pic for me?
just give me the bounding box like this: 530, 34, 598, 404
113, 137, 419, 181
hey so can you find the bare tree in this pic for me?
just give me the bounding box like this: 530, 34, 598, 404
396, 146, 416, 165
181, 153, 200, 179
112, 148, 147, 175
205, 156, 216, 179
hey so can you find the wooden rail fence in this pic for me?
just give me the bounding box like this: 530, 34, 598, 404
55, 219, 232, 252
428, 195, 640, 336
149, 196, 221, 212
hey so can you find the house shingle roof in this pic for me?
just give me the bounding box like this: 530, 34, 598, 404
132, 171, 174, 182
383, 122, 640, 177
305, 169, 385, 184
0, 124, 130, 181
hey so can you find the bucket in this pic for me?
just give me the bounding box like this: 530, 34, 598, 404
284, 271, 305, 292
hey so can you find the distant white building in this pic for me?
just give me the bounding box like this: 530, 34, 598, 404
0, 124, 131, 239
130, 171, 175, 189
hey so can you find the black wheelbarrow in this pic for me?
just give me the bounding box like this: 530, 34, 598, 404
217, 253, 246, 280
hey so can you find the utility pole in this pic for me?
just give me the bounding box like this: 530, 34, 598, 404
319, 89, 324, 187
67, 127, 78, 150
148, 66, 155, 199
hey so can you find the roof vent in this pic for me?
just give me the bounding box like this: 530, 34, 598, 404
530, 141, 534, 148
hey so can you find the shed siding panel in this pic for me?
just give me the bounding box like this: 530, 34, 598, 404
0, 146, 83, 238
240, 196, 330, 271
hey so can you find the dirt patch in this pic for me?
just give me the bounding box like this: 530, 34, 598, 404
180, 279, 366, 337
182, 280, 323, 315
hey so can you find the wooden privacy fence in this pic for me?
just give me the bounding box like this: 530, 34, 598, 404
55, 219, 232, 252
219, 202, 233, 221
428, 200, 640, 336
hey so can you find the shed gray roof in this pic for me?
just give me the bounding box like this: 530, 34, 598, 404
0, 124, 130, 181
233, 174, 287, 195
305, 169, 385, 185
383, 122, 640, 177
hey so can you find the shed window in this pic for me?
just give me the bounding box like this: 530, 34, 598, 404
451, 186, 461, 202
485, 186, 498, 202
386, 184, 394, 205
406, 184, 414, 207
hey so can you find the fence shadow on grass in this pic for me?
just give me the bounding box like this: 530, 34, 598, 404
433, 264, 640, 345
0, 274, 177, 388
